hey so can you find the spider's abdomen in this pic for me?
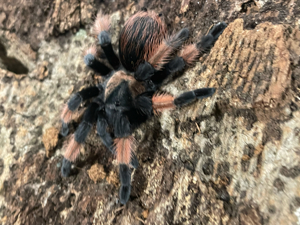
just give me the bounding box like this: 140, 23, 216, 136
119, 10, 166, 72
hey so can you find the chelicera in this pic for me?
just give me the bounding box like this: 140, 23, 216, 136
60, 8, 226, 204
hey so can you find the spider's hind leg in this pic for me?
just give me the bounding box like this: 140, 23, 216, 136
196, 22, 227, 54
134, 28, 190, 82
149, 23, 227, 90
149, 56, 186, 90
93, 11, 120, 70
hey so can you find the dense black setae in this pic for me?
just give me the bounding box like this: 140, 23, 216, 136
59, 9, 227, 204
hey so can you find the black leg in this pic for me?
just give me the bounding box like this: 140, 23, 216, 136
61, 122, 69, 137
105, 107, 131, 138
149, 22, 227, 90
61, 101, 103, 177
134, 93, 153, 116
119, 164, 131, 204
69, 86, 101, 111
196, 22, 227, 53
167, 28, 189, 48
61, 158, 72, 177
147, 28, 189, 70
174, 88, 216, 107
130, 153, 139, 169
134, 61, 155, 82
134, 28, 190, 85
96, 113, 115, 153
114, 112, 131, 138
84, 54, 111, 75
150, 56, 186, 90
98, 31, 120, 70
61, 86, 102, 136
75, 102, 99, 143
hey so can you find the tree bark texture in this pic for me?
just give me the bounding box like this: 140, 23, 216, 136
0, 0, 300, 224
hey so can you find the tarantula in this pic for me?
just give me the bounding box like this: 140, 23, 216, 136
60, 8, 227, 204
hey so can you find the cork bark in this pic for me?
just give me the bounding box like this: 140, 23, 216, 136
0, 0, 300, 224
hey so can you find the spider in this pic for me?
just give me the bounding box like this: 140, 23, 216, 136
59, 8, 227, 204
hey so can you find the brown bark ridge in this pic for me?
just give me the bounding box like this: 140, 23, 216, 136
0, 0, 300, 224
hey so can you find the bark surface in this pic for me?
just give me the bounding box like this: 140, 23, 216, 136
0, 0, 300, 224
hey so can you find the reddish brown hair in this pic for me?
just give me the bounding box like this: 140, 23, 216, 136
152, 93, 175, 114
114, 136, 136, 165
119, 11, 167, 72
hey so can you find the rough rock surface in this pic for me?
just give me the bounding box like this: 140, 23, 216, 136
0, 0, 300, 224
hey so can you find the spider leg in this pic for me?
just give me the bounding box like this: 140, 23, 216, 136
119, 164, 131, 204
96, 112, 115, 153
114, 136, 136, 204
98, 31, 120, 70
134, 28, 189, 82
130, 153, 139, 169
96, 112, 139, 168
148, 28, 189, 70
174, 88, 216, 107
61, 100, 102, 177
148, 22, 227, 90
197, 22, 227, 54
152, 88, 215, 114
84, 53, 111, 76
149, 56, 185, 90
106, 110, 131, 138
92, 10, 120, 70
178, 22, 228, 66
133, 93, 153, 117
61, 85, 102, 136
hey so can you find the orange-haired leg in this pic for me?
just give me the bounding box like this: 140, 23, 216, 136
152, 88, 216, 114
114, 136, 137, 204
92, 10, 110, 36
152, 93, 176, 114
61, 101, 101, 177
147, 28, 189, 70
134, 28, 189, 83
179, 44, 200, 67
114, 136, 136, 165
148, 22, 227, 91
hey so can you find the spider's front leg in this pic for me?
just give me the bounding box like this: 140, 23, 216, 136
61, 98, 103, 177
